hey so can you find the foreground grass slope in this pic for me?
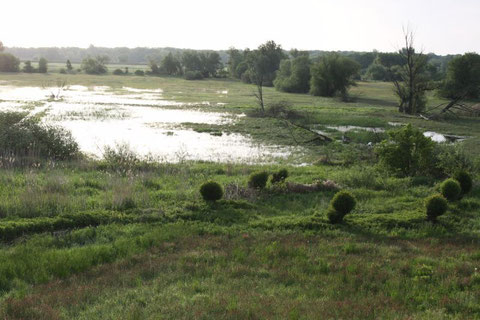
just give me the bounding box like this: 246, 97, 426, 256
0, 72, 479, 319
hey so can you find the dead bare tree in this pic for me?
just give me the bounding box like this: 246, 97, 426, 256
392, 28, 430, 115
42, 79, 67, 100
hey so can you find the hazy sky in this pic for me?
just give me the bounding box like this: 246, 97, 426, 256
1, 0, 478, 54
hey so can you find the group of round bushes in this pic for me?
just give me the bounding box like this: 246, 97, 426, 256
199, 169, 357, 225
425, 170, 473, 222
198, 170, 473, 225
199, 169, 290, 202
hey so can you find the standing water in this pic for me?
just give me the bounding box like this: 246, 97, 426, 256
0, 84, 296, 163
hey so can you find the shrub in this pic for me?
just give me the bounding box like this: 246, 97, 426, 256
453, 170, 473, 196
59, 68, 67, 74
185, 70, 204, 80
327, 191, 356, 224
425, 194, 448, 221
102, 143, 139, 173
248, 171, 269, 189
440, 178, 461, 202
134, 70, 144, 76
263, 101, 303, 120
375, 124, 436, 176
113, 68, 124, 75
81, 56, 108, 74
200, 181, 223, 202
0, 112, 79, 161
435, 144, 475, 176
330, 190, 356, 215
271, 169, 289, 184
327, 207, 344, 224
0, 53, 20, 72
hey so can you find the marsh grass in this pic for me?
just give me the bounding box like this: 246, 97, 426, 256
3, 228, 480, 319
1, 73, 480, 318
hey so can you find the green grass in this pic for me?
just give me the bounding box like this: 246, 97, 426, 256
0, 72, 480, 318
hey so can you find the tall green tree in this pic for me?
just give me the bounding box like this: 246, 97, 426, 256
38, 57, 48, 73
227, 47, 244, 78
274, 55, 311, 93
160, 53, 181, 75
0, 41, 4, 52
201, 51, 222, 77
148, 59, 160, 74
440, 53, 480, 101
365, 56, 388, 80
309, 53, 360, 98
246, 41, 285, 87
245, 41, 286, 113
66, 59, 73, 71
181, 50, 202, 73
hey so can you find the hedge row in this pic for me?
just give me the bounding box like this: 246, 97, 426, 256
0, 211, 165, 241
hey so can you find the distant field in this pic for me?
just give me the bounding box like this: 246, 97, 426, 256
45, 62, 151, 73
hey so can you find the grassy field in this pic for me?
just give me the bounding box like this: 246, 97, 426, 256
0, 72, 480, 319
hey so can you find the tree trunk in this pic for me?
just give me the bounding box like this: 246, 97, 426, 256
256, 83, 264, 114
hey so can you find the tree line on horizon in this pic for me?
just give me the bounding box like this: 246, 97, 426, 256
0, 39, 479, 116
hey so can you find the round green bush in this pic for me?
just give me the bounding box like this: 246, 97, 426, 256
440, 178, 461, 201
113, 68, 124, 75
271, 169, 289, 184
453, 170, 473, 195
330, 191, 356, 215
327, 207, 345, 224
248, 171, 269, 189
134, 70, 144, 76
200, 181, 223, 202
425, 194, 448, 221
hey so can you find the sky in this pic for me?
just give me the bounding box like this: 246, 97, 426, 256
1, 0, 479, 55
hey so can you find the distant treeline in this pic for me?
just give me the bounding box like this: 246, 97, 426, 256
4, 46, 230, 65
4, 45, 456, 74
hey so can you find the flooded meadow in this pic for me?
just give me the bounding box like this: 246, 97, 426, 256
0, 84, 295, 162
